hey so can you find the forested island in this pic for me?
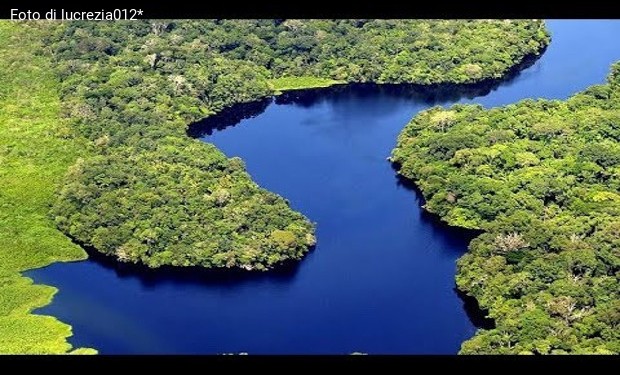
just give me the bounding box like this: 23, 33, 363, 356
0, 19, 560, 354
392, 64, 620, 354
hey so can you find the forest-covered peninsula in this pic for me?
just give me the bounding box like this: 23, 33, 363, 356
392, 63, 620, 354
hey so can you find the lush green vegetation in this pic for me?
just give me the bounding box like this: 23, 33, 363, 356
173, 19, 549, 85
392, 63, 620, 354
269, 76, 344, 92
52, 142, 316, 269
44, 19, 548, 270
46, 20, 316, 270
0, 22, 95, 354
0, 19, 550, 353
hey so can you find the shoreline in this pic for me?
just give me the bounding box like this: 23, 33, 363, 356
19, 23, 550, 354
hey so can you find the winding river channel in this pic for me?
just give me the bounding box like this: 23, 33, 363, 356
28, 20, 620, 354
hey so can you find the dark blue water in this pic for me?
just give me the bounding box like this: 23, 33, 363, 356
28, 20, 620, 354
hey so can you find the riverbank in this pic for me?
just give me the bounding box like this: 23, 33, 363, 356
391, 61, 620, 354
266, 41, 549, 96
0, 22, 95, 354
189, 43, 548, 138
48, 19, 550, 274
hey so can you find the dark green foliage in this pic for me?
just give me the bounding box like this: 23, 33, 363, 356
392, 63, 620, 354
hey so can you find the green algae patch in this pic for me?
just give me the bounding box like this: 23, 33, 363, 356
269, 76, 344, 92
0, 21, 95, 354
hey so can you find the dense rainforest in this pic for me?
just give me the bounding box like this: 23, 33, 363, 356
392, 63, 620, 354
45, 19, 549, 270
0, 19, 550, 354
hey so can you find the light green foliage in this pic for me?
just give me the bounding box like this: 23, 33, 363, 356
270, 230, 298, 249
392, 63, 620, 354
0, 316, 71, 354
69, 347, 99, 355
269, 76, 344, 92
0, 22, 95, 354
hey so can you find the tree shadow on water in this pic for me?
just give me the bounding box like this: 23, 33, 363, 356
392, 167, 493, 330
186, 97, 273, 138
456, 288, 496, 330
393, 171, 481, 252
78, 240, 313, 289
274, 50, 544, 109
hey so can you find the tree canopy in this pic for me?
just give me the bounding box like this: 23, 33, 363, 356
391, 63, 620, 354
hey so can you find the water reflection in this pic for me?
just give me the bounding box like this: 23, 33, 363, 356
394, 173, 482, 256
75, 240, 311, 289
187, 98, 273, 137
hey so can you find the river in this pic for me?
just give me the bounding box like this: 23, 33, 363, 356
27, 20, 620, 354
